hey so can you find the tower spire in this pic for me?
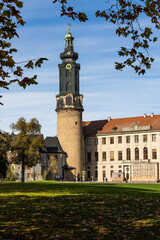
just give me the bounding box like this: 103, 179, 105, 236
57, 28, 81, 98
56, 29, 84, 180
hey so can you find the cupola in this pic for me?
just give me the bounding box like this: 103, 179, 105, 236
64, 27, 74, 50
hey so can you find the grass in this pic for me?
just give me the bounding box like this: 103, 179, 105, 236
0, 181, 160, 239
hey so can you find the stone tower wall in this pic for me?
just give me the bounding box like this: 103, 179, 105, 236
57, 109, 83, 180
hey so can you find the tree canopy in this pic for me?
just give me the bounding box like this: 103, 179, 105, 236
53, 0, 160, 75
0, 131, 11, 179
44, 155, 58, 180
0, 0, 47, 104
11, 117, 44, 182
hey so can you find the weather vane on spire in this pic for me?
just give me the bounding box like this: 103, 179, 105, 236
68, 23, 71, 31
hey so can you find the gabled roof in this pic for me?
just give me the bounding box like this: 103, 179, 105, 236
98, 114, 160, 134
82, 120, 108, 136
40, 136, 66, 154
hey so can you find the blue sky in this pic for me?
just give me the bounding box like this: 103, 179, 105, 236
1, 0, 160, 137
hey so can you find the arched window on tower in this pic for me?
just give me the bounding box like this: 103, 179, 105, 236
66, 82, 72, 92
65, 40, 68, 48
66, 96, 72, 105
135, 148, 139, 160
143, 147, 148, 159
66, 70, 71, 78
126, 148, 131, 160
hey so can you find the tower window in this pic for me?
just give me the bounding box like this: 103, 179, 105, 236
65, 40, 68, 48
75, 121, 77, 125
66, 82, 71, 92
66, 96, 72, 105
66, 70, 71, 78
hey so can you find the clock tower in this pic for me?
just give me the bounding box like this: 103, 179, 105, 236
56, 28, 83, 180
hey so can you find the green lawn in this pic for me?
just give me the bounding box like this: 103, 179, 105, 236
0, 182, 160, 239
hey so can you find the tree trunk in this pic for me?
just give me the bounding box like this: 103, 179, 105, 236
21, 156, 25, 183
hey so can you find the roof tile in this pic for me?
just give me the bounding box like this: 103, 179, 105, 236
97, 115, 160, 134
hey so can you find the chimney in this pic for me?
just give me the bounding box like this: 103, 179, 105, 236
144, 113, 147, 118
151, 113, 154, 118
108, 117, 111, 122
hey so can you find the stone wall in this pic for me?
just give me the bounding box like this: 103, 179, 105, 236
57, 108, 83, 180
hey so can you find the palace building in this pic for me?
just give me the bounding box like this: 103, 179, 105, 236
8, 28, 160, 182
83, 115, 160, 182
55, 28, 160, 183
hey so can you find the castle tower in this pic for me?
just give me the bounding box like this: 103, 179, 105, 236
56, 28, 83, 180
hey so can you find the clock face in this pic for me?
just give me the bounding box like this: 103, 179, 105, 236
67, 51, 71, 55
66, 64, 72, 70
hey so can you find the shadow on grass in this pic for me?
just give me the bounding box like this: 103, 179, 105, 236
0, 190, 160, 240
